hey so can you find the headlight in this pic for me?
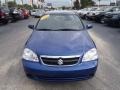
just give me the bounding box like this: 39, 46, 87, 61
13, 11, 18, 14
22, 48, 39, 62
82, 48, 98, 62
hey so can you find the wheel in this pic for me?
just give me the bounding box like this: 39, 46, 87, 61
2, 20, 8, 24
84, 15, 88, 20
100, 18, 105, 24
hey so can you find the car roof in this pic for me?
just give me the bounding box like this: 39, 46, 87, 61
46, 10, 76, 15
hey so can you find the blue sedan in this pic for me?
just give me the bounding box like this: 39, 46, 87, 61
22, 11, 98, 81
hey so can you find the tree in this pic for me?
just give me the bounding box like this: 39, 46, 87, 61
73, 0, 80, 10
62, 6, 66, 10
33, 4, 37, 9
17, 4, 33, 10
81, 0, 95, 8
98, 0, 101, 7
23, 4, 33, 9
0, 0, 1, 6
7, 1, 16, 8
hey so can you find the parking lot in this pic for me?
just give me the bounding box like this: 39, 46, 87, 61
0, 17, 120, 90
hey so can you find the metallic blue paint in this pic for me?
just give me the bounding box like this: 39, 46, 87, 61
26, 31, 95, 56
23, 59, 98, 81
23, 22, 98, 81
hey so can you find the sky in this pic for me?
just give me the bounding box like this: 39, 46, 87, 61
93, 0, 114, 5
1, 0, 117, 7
1, 0, 71, 7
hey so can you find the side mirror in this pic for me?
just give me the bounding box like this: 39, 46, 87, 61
86, 24, 93, 29
28, 25, 34, 29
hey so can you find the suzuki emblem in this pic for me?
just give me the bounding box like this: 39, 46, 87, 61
58, 58, 63, 65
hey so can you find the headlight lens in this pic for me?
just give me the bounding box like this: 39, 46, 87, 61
22, 48, 39, 62
82, 48, 98, 62
13, 11, 18, 14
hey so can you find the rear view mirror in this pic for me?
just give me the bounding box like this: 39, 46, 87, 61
28, 25, 34, 29
86, 24, 93, 29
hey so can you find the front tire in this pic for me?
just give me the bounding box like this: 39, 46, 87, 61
100, 18, 105, 24
2, 20, 8, 24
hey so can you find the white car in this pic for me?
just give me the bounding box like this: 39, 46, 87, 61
31, 9, 45, 18
87, 7, 108, 17
78, 7, 97, 19
86, 7, 99, 19
86, 6, 120, 22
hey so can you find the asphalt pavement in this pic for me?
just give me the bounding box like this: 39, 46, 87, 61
0, 18, 120, 90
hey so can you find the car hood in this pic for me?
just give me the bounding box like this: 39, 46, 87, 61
94, 11, 104, 13
26, 30, 95, 56
106, 11, 120, 15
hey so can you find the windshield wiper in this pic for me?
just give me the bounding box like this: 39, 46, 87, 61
36, 29, 54, 31
57, 29, 80, 31
36, 29, 80, 31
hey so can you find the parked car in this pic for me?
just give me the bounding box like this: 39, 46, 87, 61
22, 11, 98, 81
0, 7, 11, 24
30, 9, 36, 16
103, 10, 120, 26
31, 9, 45, 18
86, 7, 106, 21
9, 8, 22, 22
78, 7, 93, 19
21, 9, 29, 19
92, 6, 120, 23
86, 7, 99, 20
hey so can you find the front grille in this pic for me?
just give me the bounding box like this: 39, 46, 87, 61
40, 56, 80, 66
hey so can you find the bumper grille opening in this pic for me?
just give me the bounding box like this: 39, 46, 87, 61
40, 56, 80, 65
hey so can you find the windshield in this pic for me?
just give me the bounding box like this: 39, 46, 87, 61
96, 7, 106, 11
104, 7, 112, 11
90, 8, 97, 11
36, 14, 84, 31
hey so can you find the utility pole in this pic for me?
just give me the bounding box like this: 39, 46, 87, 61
21, 0, 23, 5
114, 0, 117, 6
70, 0, 72, 9
5, 0, 8, 7
0, 0, 1, 7
32, 0, 33, 8
98, 0, 101, 8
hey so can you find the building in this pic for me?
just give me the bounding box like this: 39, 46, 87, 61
46, 3, 52, 8
116, 0, 120, 6
38, 0, 45, 9
0, 0, 1, 7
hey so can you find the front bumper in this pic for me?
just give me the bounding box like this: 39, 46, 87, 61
11, 14, 21, 20
86, 14, 95, 20
0, 16, 11, 23
91, 15, 101, 21
80, 14, 86, 19
22, 59, 98, 81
